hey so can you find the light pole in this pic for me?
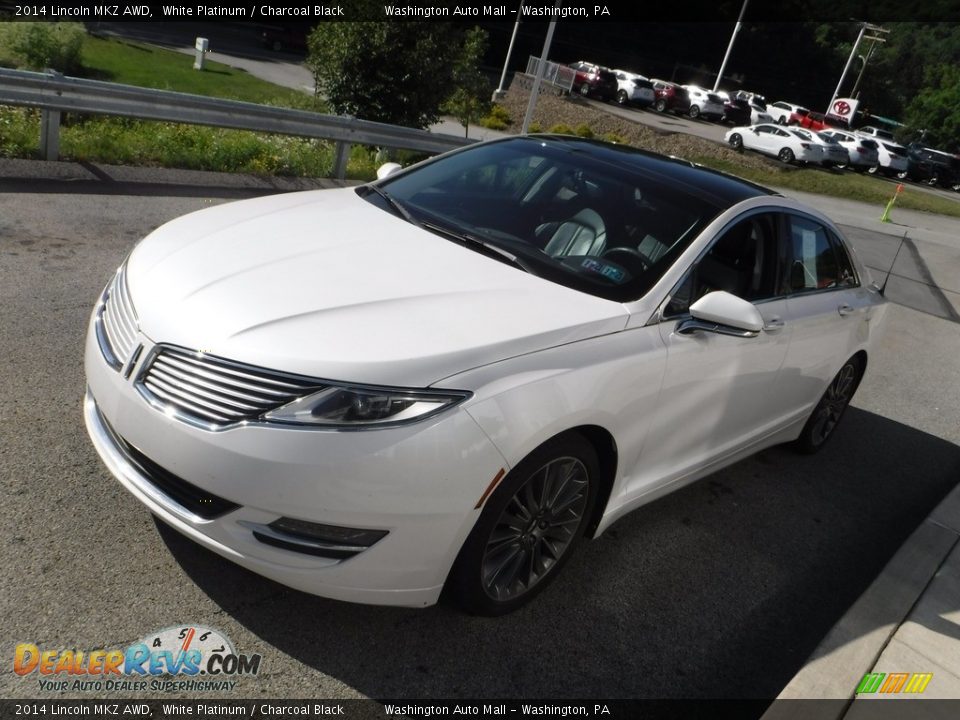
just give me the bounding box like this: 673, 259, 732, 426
521, 0, 562, 133
712, 0, 750, 93
493, 2, 524, 101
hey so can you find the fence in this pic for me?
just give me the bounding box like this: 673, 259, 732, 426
0, 68, 473, 179
524, 56, 576, 93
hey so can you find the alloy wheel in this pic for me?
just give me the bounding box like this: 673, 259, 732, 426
481, 457, 589, 602
808, 361, 857, 447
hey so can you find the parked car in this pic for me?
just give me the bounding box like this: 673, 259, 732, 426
735, 92, 774, 124
856, 125, 896, 142
809, 130, 851, 168
819, 130, 880, 171
83, 135, 886, 615
613, 69, 655, 108
864, 139, 909, 178
726, 123, 825, 165
683, 85, 725, 121
568, 61, 618, 101
798, 112, 848, 132
767, 101, 810, 125
651, 79, 691, 114
719, 95, 752, 125
904, 144, 960, 188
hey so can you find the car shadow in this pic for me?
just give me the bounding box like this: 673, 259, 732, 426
155, 407, 959, 703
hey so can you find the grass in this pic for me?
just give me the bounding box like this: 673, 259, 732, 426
692, 156, 960, 219
80, 35, 318, 109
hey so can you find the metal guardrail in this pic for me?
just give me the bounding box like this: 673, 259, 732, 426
0, 68, 472, 178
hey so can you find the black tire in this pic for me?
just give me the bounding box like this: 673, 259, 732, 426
579, 83, 590, 97
447, 433, 599, 615
688, 105, 701, 119
794, 355, 863, 454
729, 133, 743, 151
617, 90, 628, 106
778, 147, 795, 164
655, 98, 667, 113
867, 164, 880, 175
895, 170, 909, 180
272, 41, 282, 52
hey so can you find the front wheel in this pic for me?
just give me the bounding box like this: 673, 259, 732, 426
729, 133, 743, 151
778, 147, 795, 164
655, 98, 667, 112
579, 83, 590, 97
794, 356, 863, 454
688, 105, 701, 119
447, 433, 599, 615
617, 90, 628, 105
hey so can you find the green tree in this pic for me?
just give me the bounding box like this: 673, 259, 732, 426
0, 22, 85, 73
306, 21, 467, 129
442, 26, 490, 138
904, 64, 960, 151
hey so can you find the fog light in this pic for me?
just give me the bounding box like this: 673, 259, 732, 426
269, 517, 387, 547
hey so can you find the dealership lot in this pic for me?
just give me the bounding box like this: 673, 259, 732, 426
1, 162, 959, 701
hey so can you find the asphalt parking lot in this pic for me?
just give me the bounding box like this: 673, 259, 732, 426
1, 162, 959, 705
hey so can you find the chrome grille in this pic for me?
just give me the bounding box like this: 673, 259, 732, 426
97, 265, 139, 370
138, 346, 325, 428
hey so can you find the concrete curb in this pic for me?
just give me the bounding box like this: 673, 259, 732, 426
762, 483, 960, 719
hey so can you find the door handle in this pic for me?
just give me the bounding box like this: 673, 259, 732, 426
838, 304, 855, 317
763, 317, 785, 332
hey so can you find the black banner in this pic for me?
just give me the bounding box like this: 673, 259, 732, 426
6, 699, 960, 720
0, 0, 958, 23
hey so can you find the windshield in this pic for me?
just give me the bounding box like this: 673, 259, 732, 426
364, 137, 728, 302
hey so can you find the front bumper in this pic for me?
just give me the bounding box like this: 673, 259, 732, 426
83, 315, 509, 607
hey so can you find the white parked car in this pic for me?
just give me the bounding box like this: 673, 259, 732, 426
726, 123, 825, 165
819, 130, 881, 171
767, 101, 810, 125
810, 130, 851, 168
683, 85, 726, 121
85, 136, 886, 615
612, 69, 655, 108
862, 138, 909, 177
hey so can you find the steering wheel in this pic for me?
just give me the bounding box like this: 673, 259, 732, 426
602, 246, 654, 273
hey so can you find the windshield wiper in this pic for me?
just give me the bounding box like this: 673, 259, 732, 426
420, 221, 537, 276
361, 184, 422, 228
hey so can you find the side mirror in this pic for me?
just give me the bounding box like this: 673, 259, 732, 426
376, 162, 403, 180
677, 291, 763, 338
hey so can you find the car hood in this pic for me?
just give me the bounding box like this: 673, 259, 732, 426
126, 188, 629, 388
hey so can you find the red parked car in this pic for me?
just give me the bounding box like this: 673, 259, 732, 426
798, 112, 848, 132
650, 79, 691, 114
567, 61, 618, 101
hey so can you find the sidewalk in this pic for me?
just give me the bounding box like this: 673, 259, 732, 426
763, 483, 960, 717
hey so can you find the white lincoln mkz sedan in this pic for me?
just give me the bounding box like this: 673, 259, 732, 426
85, 136, 887, 614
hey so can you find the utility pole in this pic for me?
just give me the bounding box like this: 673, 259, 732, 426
827, 22, 888, 114
712, 0, 750, 93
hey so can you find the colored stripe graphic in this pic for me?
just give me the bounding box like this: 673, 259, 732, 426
856, 673, 885, 694
904, 673, 933, 694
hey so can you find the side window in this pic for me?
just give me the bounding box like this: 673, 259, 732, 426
664, 213, 783, 318
787, 215, 843, 292
829, 231, 859, 288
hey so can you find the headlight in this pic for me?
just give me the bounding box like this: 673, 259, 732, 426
262, 385, 470, 429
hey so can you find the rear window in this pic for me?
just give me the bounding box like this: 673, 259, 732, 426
635, 79, 653, 89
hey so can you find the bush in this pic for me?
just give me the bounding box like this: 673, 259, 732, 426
0, 22, 85, 73
602, 132, 627, 144
548, 123, 574, 135
574, 123, 594, 138
479, 103, 512, 130
528, 122, 543, 133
